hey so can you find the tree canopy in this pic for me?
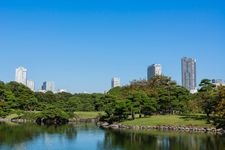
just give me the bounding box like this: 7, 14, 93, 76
0, 77, 224, 128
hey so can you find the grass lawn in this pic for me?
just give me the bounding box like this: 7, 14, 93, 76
122, 115, 212, 127
74, 111, 105, 119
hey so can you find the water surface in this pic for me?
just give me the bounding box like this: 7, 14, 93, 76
0, 122, 224, 150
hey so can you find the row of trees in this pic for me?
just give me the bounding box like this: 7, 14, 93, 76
0, 76, 224, 127
104, 76, 192, 122
0, 81, 106, 118
103, 77, 225, 127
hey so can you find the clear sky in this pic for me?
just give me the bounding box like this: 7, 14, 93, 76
0, 0, 225, 93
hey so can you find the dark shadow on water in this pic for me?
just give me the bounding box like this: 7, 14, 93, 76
97, 129, 225, 150
0, 122, 78, 146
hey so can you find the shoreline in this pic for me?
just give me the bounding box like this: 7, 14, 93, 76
0, 117, 99, 124
98, 122, 225, 135
1, 117, 224, 135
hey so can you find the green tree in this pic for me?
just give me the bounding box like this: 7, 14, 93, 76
6, 82, 35, 110
113, 100, 128, 121
198, 79, 216, 120
103, 95, 116, 119
22, 97, 39, 111
66, 96, 81, 112
214, 86, 225, 128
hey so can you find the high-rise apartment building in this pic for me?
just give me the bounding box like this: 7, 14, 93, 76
111, 77, 120, 88
147, 64, 162, 80
15, 66, 27, 85
27, 80, 35, 91
42, 81, 55, 92
181, 57, 196, 91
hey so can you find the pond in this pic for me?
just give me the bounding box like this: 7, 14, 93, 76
0, 122, 224, 150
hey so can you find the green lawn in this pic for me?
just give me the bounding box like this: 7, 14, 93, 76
122, 115, 212, 127
74, 111, 105, 119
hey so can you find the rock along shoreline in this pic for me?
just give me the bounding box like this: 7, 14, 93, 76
97, 122, 225, 135
0, 117, 99, 125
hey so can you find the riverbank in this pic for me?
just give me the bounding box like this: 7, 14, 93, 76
99, 122, 225, 135
98, 115, 225, 135
0, 117, 99, 124
0, 111, 103, 124
122, 115, 213, 127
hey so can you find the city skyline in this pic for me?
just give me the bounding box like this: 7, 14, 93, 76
15, 66, 57, 92
8, 58, 224, 93
0, 0, 225, 93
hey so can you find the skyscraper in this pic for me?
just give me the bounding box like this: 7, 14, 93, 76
42, 81, 55, 92
147, 64, 162, 80
15, 66, 27, 85
181, 57, 197, 91
111, 77, 120, 88
27, 80, 35, 91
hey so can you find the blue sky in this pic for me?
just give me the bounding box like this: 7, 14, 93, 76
0, 0, 225, 93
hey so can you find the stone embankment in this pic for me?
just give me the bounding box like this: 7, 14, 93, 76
69, 118, 98, 123
0, 118, 34, 123
0, 117, 99, 124
97, 122, 225, 135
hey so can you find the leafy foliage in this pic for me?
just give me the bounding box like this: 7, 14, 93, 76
0, 77, 224, 127
197, 79, 217, 120
105, 76, 192, 122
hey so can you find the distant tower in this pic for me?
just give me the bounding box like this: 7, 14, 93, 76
111, 77, 120, 88
15, 66, 27, 85
181, 57, 196, 91
27, 80, 35, 91
147, 64, 162, 80
42, 81, 55, 92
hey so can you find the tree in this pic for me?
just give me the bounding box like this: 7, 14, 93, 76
215, 86, 225, 117
214, 86, 225, 128
22, 98, 39, 111
0, 82, 16, 117
113, 100, 129, 121
66, 96, 81, 112
128, 91, 156, 118
198, 79, 216, 120
55, 92, 73, 101
6, 82, 35, 101
6, 82, 35, 110
103, 95, 116, 118
172, 85, 191, 113
141, 96, 157, 116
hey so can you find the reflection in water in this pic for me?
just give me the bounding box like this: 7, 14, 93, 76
99, 129, 225, 150
0, 122, 78, 150
0, 122, 224, 150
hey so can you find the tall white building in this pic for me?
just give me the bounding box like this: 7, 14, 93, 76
181, 57, 197, 91
111, 77, 120, 88
15, 66, 27, 85
42, 81, 55, 92
147, 64, 162, 80
27, 80, 35, 91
